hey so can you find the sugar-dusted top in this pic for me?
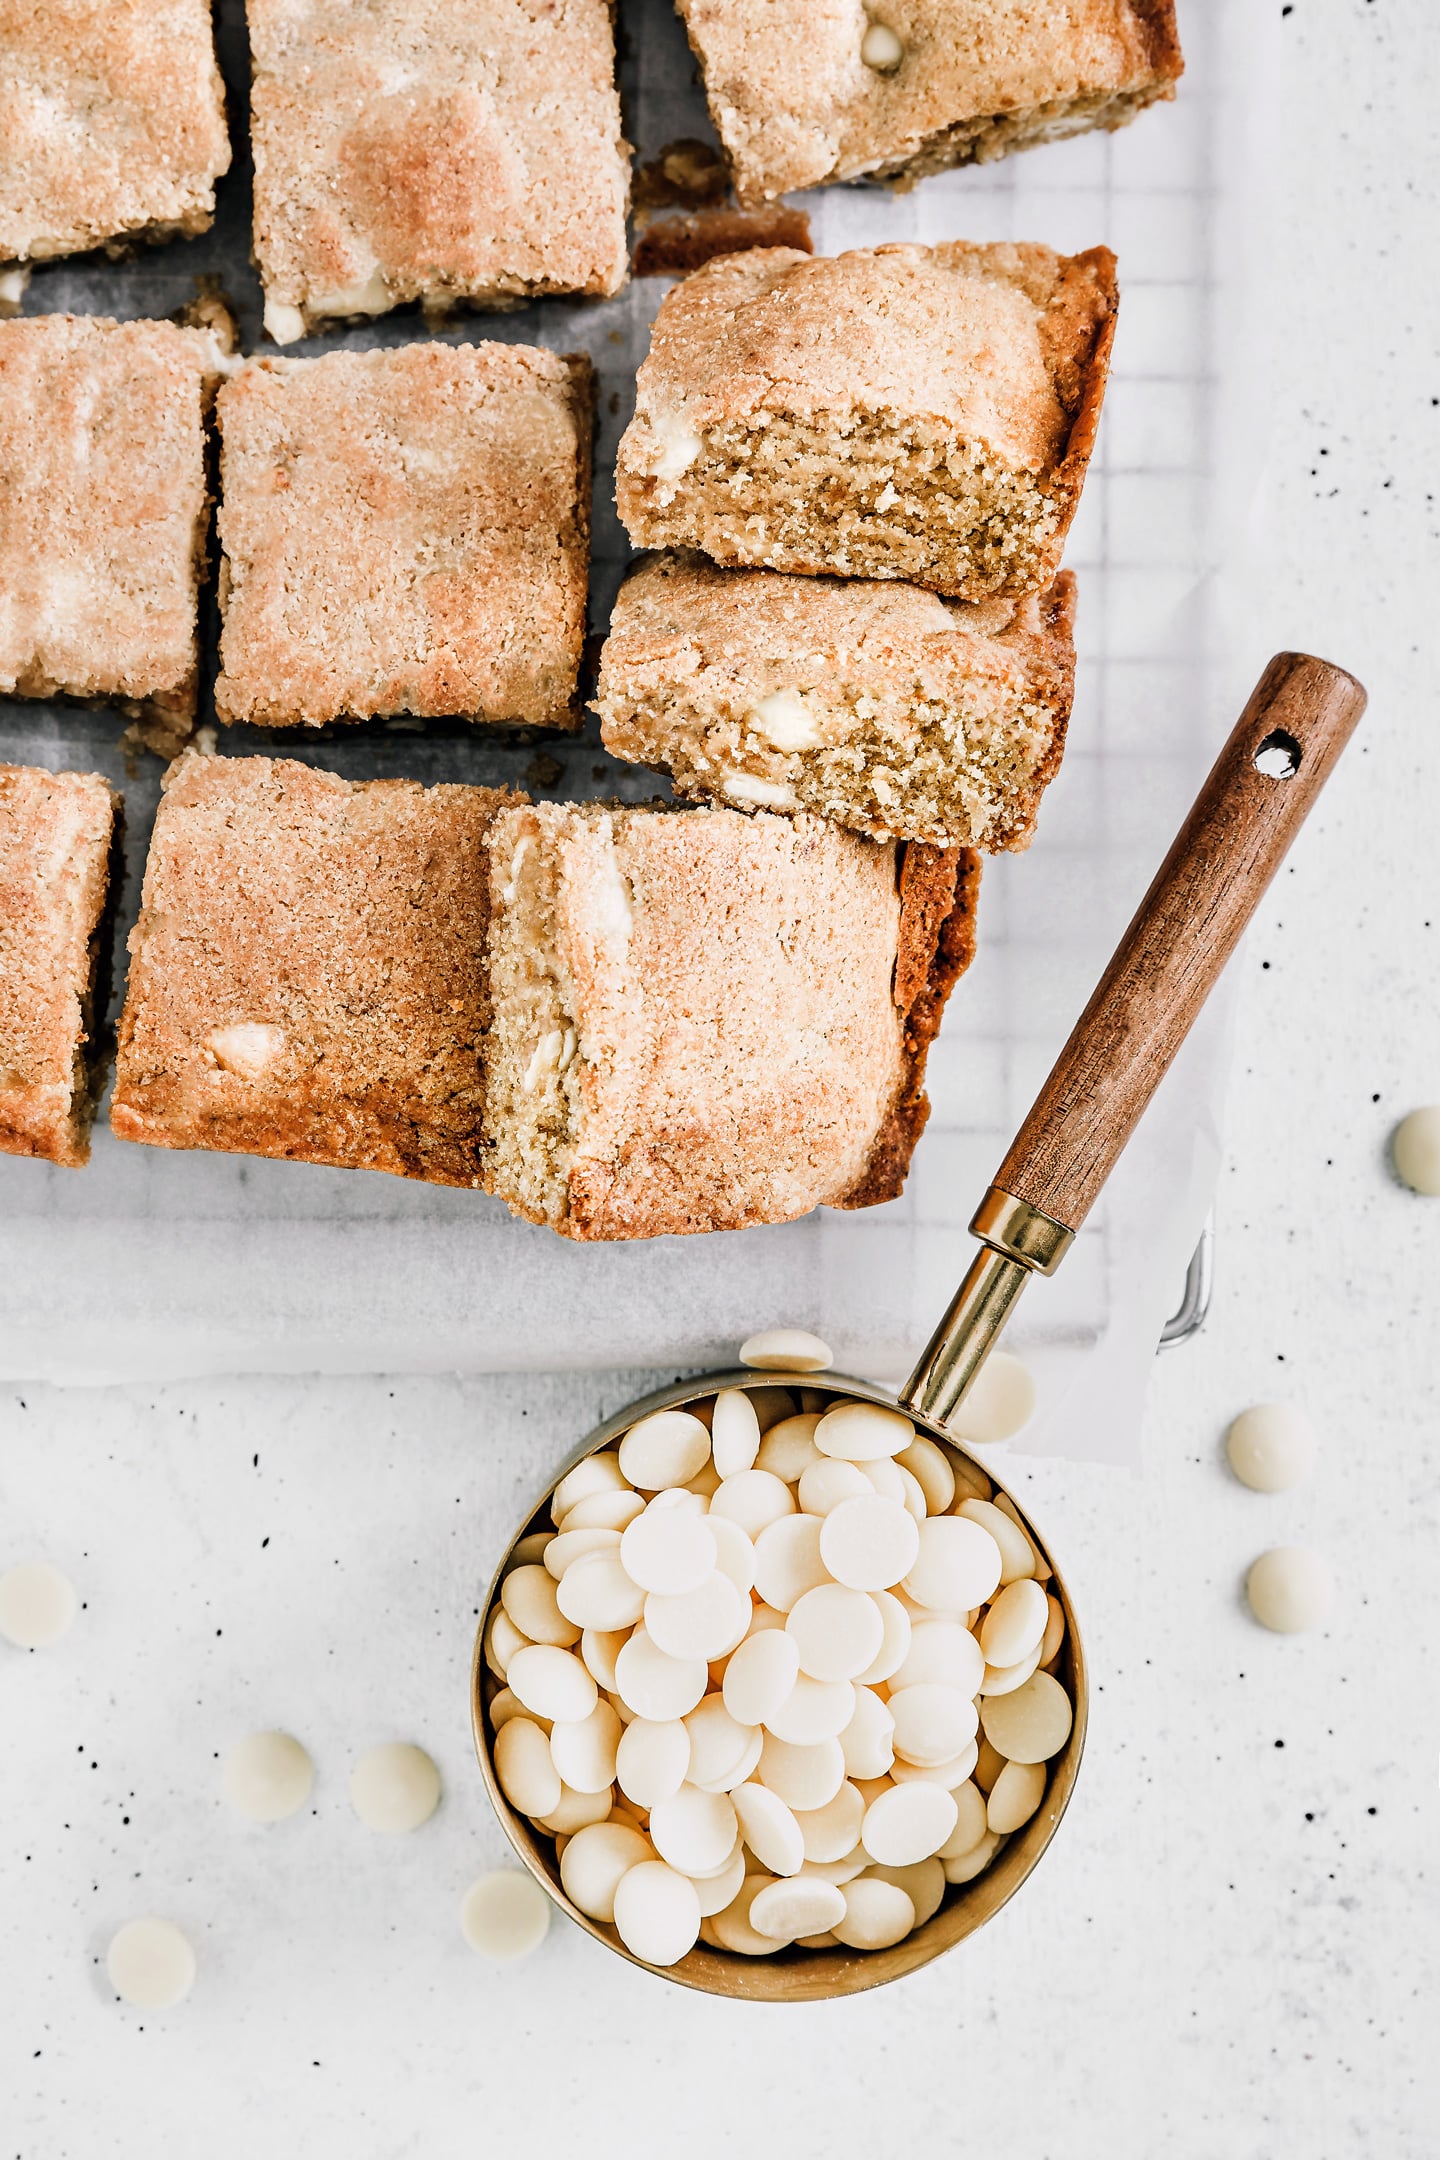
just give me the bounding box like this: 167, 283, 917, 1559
111, 754, 515, 1185
620, 242, 1117, 484
0, 0, 231, 260
248, 0, 629, 323
678, 0, 1181, 202
214, 341, 591, 728
0, 314, 227, 705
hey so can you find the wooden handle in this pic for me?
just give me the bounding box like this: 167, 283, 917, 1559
994, 652, 1367, 1232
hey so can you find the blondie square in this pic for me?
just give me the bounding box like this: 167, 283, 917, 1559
248, 0, 629, 343
213, 343, 592, 729
0, 0, 230, 268
595, 552, 1075, 848
0, 314, 227, 725
0, 764, 117, 1169
615, 241, 1116, 601
677, 0, 1182, 204
111, 754, 517, 1185
483, 800, 979, 1239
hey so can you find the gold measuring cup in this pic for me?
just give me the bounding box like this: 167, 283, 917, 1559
472, 653, 1366, 1999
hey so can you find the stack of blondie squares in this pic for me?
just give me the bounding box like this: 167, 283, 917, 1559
0, 0, 1180, 1243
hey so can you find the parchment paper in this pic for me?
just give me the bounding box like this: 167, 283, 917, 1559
0, 0, 1274, 1463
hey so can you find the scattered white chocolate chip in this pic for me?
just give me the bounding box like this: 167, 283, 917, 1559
722, 770, 800, 809
350, 1742, 441, 1832
1246, 1546, 1333, 1634
1392, 1105, 1440, 1194
1226, 1403, 1316, 1493
740, 1327, 833, 1372
860, 20, 905, 70
222, 1731, 313, 1821
947, 1351, 1037, 1445
460, 1870, 550, 1959
206, 1021, 285, 1078
0, 1560, 77, 1648
106, 1918, 196, 2009
262, 298, 306, 345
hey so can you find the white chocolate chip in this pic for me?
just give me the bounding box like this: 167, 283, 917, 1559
262, 298, 307, 345
649, 409, 704, 485
460, 1869, 551, 1959
720, 769, 800, 810
349, 1742, 441, 1832
1225, 1403, 1316, 1493
222, 1731, 313, 1821
747, 689, 825, 752
0, 1560, 77, 1648
1246, 1546, 1333, 1634
947, 1351, 1036, 1445
861, 21, 905, 70
106, 1918, 196, 2009
206, 1021, 285, 1079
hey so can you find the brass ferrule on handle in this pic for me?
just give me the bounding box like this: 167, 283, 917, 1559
898, 651, 1367, 1439
899, 1189, 1073, 1427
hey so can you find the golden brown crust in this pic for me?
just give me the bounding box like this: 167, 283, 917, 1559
676, 0, 1183, 204
0, 0, 230, 265
110, 754, 520, 1184
0, 764, 117, 1169
247, 0, 629, 336
615, 241, 1117, 599
214, 342, 592, 729
0, 314, 228, 722
838, 842, 981, 1208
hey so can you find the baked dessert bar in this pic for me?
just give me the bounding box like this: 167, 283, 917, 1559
484, 800, 979, 1239
676, 0, 1182, 204
214, 343, 592, 730
0, 764, 117, 1169
0, 0, 231, 268
111, 755, 516, 1185
615, 242, 1116, 601
0, 314, 228, 728
247, 0, 629, 343
595, 553, 1075, 849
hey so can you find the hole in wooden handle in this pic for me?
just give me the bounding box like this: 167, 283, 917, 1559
1253, 728, 1302, 779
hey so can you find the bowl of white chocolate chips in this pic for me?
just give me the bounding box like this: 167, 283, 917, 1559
471, 1339, 1083, 1999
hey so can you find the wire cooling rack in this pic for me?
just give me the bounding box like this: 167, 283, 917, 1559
0, 0, 1252, 1428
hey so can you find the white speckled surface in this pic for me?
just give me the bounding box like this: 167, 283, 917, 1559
4, 0, 1440, 2151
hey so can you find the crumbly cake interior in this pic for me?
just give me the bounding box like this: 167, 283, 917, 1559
605, 672, 1055, 848
877, 83, 1168, 186
482, 806, 581, 1225
594, 561, 1073, 848
633, 409, 1058, 600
